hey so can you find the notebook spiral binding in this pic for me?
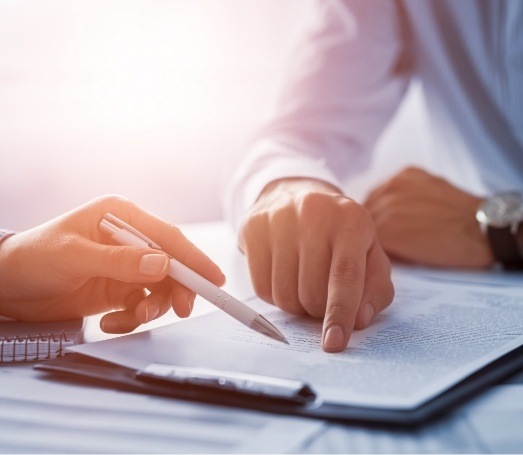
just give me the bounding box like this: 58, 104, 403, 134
0, 331, 71, 362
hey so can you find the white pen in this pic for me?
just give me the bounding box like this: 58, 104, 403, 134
99, 213, 289, 344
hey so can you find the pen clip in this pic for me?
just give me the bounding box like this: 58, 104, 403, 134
136, 363, 317, 405
101, 213, 162, 250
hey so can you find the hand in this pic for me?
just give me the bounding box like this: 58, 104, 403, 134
0, 195, 225, 333
364, 167, 493, 268
239, 178, 394, 353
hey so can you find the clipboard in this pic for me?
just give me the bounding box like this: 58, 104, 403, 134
35, 345, 523, 425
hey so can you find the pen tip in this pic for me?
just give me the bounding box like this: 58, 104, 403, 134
251, 315, 290, 345
273, 331, 289, 345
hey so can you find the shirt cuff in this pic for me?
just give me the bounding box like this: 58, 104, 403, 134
0, 230, 16, 321
0, 229, 15, 247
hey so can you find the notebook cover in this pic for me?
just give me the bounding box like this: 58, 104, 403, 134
1, 318, 84, 362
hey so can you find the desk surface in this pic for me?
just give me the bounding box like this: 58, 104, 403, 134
1, 221, 523, 454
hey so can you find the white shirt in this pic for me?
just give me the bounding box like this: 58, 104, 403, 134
225, 0, 523, 231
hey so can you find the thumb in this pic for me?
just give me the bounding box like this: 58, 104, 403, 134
71, 238, 169, 283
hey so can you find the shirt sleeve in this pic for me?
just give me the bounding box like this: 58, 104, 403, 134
0, 229, 15, 247
224, 0, 412, 231
0, 229, 16, 322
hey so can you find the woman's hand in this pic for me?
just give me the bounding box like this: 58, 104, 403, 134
0, 195, 225, 333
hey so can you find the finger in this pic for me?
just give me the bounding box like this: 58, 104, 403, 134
268, 208, 302, 313
354, 242, 394, 330
271, 243, 302, 315
169, 280, 196, 318
135, 278, 173, 323
113, 198, 225, 286
67, 238, 170, 283
298, 234, 331, 318
170, 240, 226, 288
100, 289, 146, 333
80, 195, 225, 286
322, 229, 369, 353
240, 217, 274, 304
322, 249, 366, 353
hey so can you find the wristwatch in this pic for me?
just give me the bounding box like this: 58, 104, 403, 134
476, 192, 523, 270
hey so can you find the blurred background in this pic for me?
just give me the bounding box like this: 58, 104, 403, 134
1, 0, 428, 231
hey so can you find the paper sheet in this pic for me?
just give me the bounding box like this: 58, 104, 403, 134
71, 271, 523, 410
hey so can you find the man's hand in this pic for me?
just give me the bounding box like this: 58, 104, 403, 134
0, 195, 225, 332
364, 167, 493, 268
239, 178, 394, 353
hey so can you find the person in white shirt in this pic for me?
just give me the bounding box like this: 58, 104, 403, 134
0, 195, 225, 332
225, 1, 523, 352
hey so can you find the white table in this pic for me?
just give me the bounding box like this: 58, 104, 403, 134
1, 221, 522, 454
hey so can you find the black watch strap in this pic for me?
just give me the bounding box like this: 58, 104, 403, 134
487, 225, 523, 270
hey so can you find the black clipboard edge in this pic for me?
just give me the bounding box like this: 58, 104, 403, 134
34, 345, 523, 426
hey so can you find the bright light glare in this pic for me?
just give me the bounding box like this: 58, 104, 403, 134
66, 3, 236, 130
0, 1, 313, 228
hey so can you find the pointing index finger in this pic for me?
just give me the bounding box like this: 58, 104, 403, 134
322, 249, 366, 352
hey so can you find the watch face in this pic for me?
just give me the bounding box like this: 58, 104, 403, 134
477, 192, 523, 228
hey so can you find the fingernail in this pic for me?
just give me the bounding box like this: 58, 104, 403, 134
323, 325, 345, 352
363, 303, 375, 327
101, 318, 117, 333
138, 302, 160, 324
100, 318, 109, 332
139, 254, 168, 277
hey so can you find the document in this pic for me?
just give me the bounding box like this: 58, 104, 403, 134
71, 270, 523, 411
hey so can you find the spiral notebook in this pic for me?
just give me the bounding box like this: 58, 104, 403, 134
0, 318, 83, 363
